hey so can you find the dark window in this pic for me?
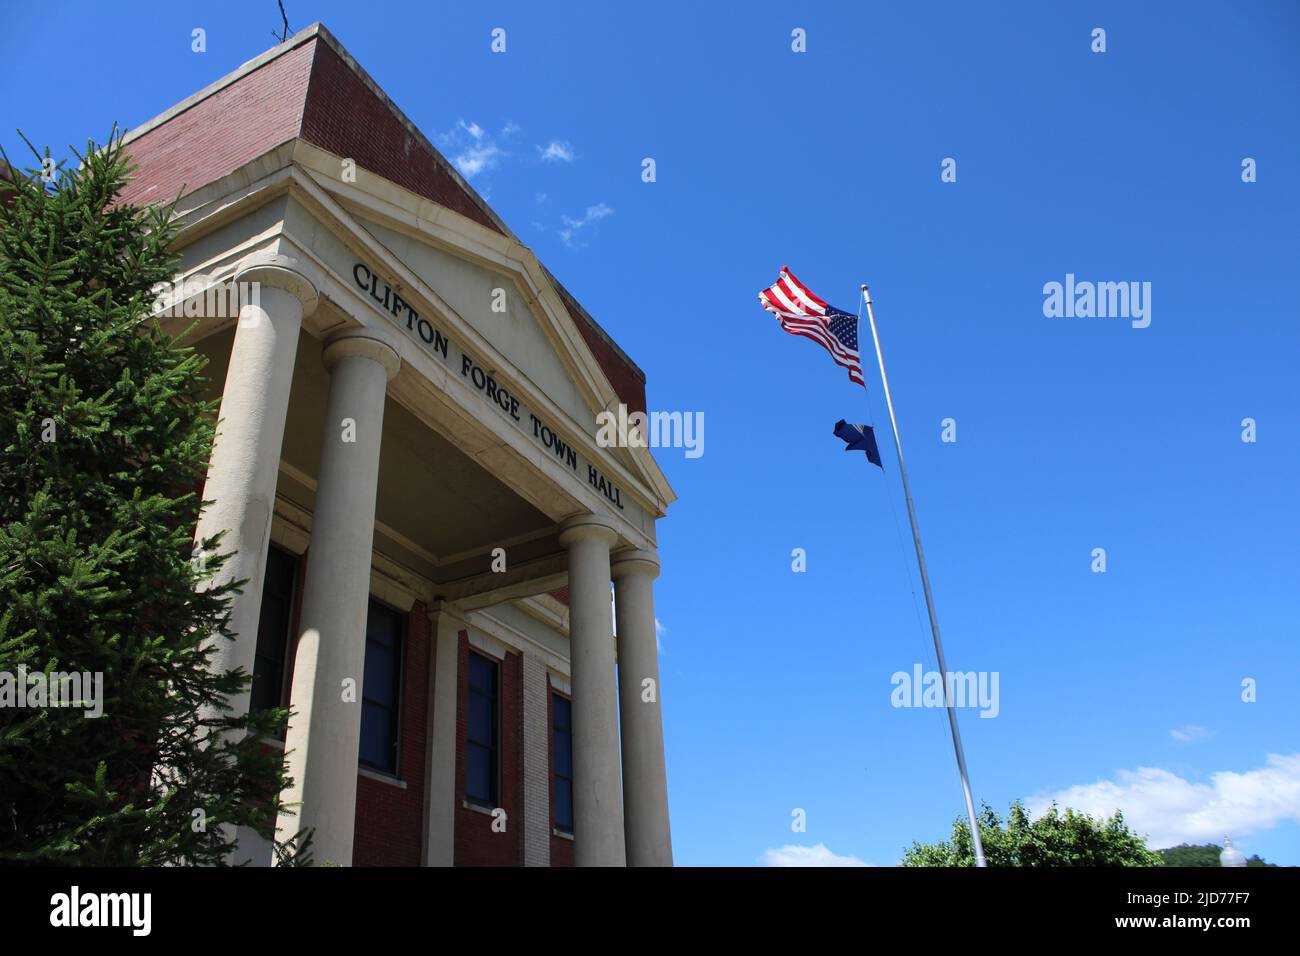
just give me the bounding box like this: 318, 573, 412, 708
251, 545, 298, 715
359, 600, 404, 774
466, 652, 499, 806
552, 693, 573, 834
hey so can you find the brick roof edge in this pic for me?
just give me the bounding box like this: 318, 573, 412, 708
120, 22, 648, 410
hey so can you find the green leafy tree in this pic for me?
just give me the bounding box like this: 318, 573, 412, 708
1157, 843, 1275, 867
901, 800, 1164, 867
0, 130, 298, 864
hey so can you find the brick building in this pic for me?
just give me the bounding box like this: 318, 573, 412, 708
124, 23, 674, 866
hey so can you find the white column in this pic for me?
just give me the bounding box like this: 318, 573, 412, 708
422, 604, 460, 866
195, 254, 317, 722
276, 332, 400, 867
520, 651, 552, 867
557, 514, 625, 867
612, 550, 673, 866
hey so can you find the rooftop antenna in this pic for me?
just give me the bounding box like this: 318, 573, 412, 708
274, 0, 290, 43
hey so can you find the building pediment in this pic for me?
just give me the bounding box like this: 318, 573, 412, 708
282, 148, 674, 516
350, 210, 601, 444
123, 19, 674, 541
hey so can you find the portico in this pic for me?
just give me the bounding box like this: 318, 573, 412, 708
127, 23, 675, 867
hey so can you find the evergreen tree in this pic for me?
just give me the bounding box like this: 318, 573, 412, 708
0, 130, 297, 865
901, 800, 1163, 867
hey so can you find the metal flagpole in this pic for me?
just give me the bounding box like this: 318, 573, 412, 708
860, 284, 987, 868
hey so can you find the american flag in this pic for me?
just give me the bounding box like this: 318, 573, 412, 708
758, 266, 864, 386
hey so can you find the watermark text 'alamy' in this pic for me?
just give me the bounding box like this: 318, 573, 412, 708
596, 403, 704, 459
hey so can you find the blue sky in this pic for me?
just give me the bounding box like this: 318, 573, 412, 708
4, 1, 1297, 866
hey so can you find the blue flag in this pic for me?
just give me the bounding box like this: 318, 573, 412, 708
833, 419, 882, 469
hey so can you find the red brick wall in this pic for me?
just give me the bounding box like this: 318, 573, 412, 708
300, 43, 500, 235
552, 282, 648, 415
119, 41, 313, 208
453, 633, 523, 865
547, 679, 575, 867
352, 600, 431, 866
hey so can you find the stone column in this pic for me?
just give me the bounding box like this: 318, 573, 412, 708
422, 604, 461, 866
612, 550, 673, 866
520, 651, 552, 867
557, 514, 625, 867
195, 254, 317, 723
276, 332, 400, 867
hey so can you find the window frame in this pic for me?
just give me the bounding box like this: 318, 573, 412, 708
465, 650, 501, 808
551, 690, 574, 835
358, 595, 406, 777
251, 543, 300, 720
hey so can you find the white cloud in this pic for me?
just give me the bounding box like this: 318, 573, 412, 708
559, 202, 614, 247
654, 617, 666, 654
759, 843, 869, 867
436, 120, 510, 179
453, 143, 503, 179
1028, 753, 1300, 849
1170, 724, 1209, 744
538, 139, 576, 163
